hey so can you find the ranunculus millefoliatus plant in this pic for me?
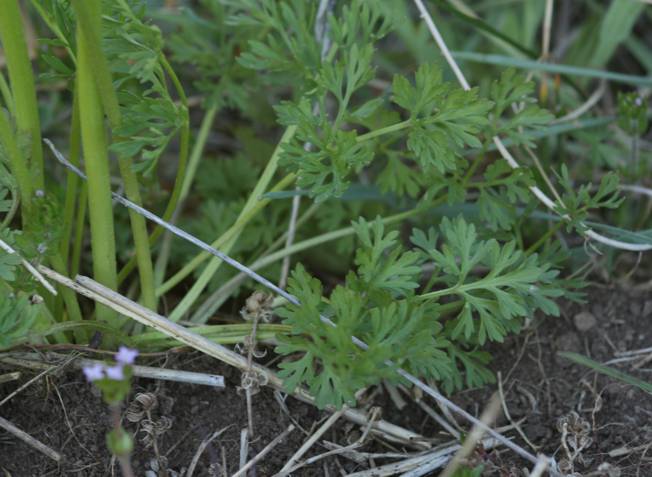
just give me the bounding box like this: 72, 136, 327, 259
1, 0, 645, 413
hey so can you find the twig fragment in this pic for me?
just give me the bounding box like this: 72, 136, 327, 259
0, 353, 224, 388
0, 371, 21, 384
232, 424, 295, 477
275, 408, 346, 476
0, 238, 56, 294
186, 426, 229, 477
439, 394, 501, 477
0, 414, 61, 462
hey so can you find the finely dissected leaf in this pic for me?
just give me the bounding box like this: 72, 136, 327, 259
476, 159, 533, 230
489, 69, 553, 147
376, 154, 424, 199
0, 250, 21, 282
443, 345, 495, 393
228, 0, 321, 87
556, 165, 624, 232
352, 217, 420, 296
415, 216, 563, 345
0, 293, 41, 350
276, 99, 374, 201
276, 265, 383, 409
276, 260, 452, 409
103, 2, 185, 175
392, 64, 492, 174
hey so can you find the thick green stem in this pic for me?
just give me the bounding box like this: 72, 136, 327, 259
60, 83, 82, 265
76, 22, 121, 329
0, 0, 44, 190
71, 184, 88, 277
73, 0, 157, 311
0, 71, 14, 115
71, 0, 121, 126
117, 159, 157, 311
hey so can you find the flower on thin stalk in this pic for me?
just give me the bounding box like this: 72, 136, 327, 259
81, 346, 139, 383
106, 365, 125, 381
83, 363, 105, 382
115, 346, 139, 365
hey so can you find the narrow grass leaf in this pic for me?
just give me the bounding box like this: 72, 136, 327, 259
558, 352, 652, 394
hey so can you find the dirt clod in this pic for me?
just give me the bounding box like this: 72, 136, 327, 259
574, 311, 597, 332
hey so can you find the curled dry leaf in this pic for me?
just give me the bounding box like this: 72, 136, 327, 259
126, 392, 158, 423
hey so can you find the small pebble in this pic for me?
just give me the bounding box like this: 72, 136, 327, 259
643, 300, 652, 317
573, 311, 597, 332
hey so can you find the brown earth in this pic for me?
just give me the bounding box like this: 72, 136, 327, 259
1, 285, 651, 476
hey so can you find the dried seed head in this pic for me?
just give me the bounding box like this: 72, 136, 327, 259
241, 291, 274, 322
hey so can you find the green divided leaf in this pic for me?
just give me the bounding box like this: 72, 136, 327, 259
0, 293, 41, 350
352, 217, 421, 296
415, 216, 563, 345
489, 69, 553, 147
391, 64, 492, 174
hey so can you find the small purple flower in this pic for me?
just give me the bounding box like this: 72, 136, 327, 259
115, 346, 138, 365
83, 363, 105, 382
105, 365, 125, 381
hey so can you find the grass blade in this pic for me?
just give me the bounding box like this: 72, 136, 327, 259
452, 51, 652, 86
558, 352, 652, 394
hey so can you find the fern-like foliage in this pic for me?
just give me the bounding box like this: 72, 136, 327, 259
391, 64, 493, 174
103, 1, 185, 176
277, 216, 566, 408
0, 293, 41, 350
414, 216, 563, 345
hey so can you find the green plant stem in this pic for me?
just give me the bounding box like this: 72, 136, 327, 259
152, 101, 212, 289
157, 171, 297, 297
180, 104, 219, 202
117, 159, 157, 311
0, 109, 32, 221
357, 119, 412, 142
418, 271, 520, 301
71, 184, 88, 277
71, 0, 121, 125
60, 83, 82, 265
132, 323, 290, 348
116, 57, 191, 287
0, 70, 14, 115
167, 126, 297, 321
524, 220, 563, 256
50, 253, 87, 343
190, 203, 322, 322
76, 21, 121, 330
191, 206, 429, 323
0, 0, 44, 191
73, 0, 157, 311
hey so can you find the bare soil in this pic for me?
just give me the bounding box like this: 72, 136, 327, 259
1, 285, 651, 476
